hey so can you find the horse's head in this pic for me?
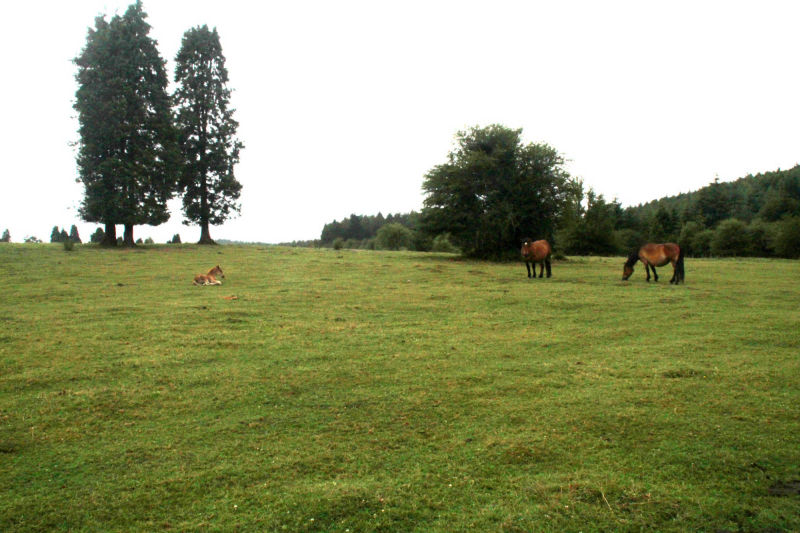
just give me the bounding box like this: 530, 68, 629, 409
622, 263, 633, 280
520, 238, 533, 259
622, 253, 638, 280
211, 265, 224, 279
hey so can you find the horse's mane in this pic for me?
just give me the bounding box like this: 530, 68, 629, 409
624, 251, 639, 267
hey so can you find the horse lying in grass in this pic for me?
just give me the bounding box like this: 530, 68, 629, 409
193, 265, 224, 286
622, 243, 684, 284
521, 238, 552, 278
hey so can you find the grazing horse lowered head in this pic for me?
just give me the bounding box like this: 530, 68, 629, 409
622, 243, 684, 284
193, 265, 224, 286
521, 238, 552, 278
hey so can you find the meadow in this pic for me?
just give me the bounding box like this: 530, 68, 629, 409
0, 244, 798, 532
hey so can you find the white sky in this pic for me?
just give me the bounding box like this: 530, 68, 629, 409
1, 1, 799, 243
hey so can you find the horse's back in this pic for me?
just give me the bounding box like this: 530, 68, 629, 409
639, 242, 679, 266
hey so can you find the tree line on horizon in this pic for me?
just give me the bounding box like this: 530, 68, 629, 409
73, 1, 242, 247
315, 125, 800, 259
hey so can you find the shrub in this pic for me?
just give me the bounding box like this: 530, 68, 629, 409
63, 239, 75, 252
691, 229, 715, 257
773, 216, 800, 258
375, 223, 413, 251
332, 238, 344, 250
431, 233, 460, 254
711, 219, 750, 257
746, 219, 777, 257
679, 221, 704, 256
90, 227, 105, 243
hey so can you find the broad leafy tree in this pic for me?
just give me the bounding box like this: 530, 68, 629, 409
421, 125, 579, 259
74, 1, 179, 246
173, 25, 243, 244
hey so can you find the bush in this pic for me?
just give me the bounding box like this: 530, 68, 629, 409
691, 229, 715, 257
332, 238, 344, 250
375, 223, 413, 251
63, 239, 75, 252
773, 216, 800, 258
746, 219, 777, 257
90, 227, 105, 243
711, 219, 750, 257
144, 237, 154, 244
431, 233, 460, 254
679, 221, 704, 256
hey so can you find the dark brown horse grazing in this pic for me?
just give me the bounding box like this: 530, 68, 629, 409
622, 243, 684, 284
521, 238, 552, 278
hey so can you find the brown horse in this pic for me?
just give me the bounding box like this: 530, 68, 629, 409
622, 243, 684, 284
193, 265, 224, 286
521, 238, 552, 278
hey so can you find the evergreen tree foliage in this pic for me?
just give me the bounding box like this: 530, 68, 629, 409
421, 125, 578, 259
90, 227, 105, 243
556, 190, 619, 255
69, 225, 82, 244
51, 226, 63, 243
73, 1, 179, 246
173, 25, 243, 244
0, 229, 9, 243
320, 212, 422, 248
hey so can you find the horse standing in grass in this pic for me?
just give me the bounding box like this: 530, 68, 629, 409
193, 265, 224, 286
622, 243, 684, 284
521, 238, 552, 278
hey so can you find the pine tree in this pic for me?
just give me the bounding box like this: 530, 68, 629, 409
50, 226, 62, 243
173, 25, 243, 244
74, 1, 179, 246
1, 229, 11, 242
69, 225, 82, 244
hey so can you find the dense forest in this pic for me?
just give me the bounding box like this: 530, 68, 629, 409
317, 164, 800, 258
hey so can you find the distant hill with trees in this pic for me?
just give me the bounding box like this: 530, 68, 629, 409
316, 164, 800, 259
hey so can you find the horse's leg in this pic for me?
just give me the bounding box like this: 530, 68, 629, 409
526, 261, 532, 278
652, 265, 658, 282
669, 261, 677, 284
644, 263, 651, 282
545, 257, 552, 278
538, 261, 544, 278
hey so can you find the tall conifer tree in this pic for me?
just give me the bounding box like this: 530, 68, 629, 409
73, 1, 178, 246
173, 26, 243, 244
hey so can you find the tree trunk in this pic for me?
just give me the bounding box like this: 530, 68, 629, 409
198, 219, 215, 244
101, 223, 117, 247
123, 224, 135, 246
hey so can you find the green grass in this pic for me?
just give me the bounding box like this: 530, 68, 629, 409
1, 244, 798, 531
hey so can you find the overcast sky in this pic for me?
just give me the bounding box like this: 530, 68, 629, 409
2, 1, 798, 243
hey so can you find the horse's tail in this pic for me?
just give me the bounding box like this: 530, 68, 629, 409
676, 245, 685, 283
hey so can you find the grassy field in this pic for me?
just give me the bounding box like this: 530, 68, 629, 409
1, 243, 798, 532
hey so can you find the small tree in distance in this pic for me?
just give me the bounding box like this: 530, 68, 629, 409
173, 25, 243, 244
69, 225, 82, 244
1, 229, 10, 242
